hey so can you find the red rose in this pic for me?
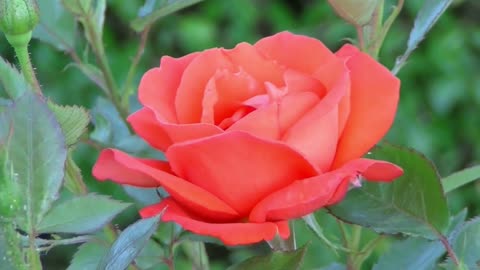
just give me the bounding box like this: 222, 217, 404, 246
93, 32, 402, 245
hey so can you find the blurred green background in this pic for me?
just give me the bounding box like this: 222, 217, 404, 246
1, 0, 479, 269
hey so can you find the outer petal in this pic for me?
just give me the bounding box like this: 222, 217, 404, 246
332, 45, 401, 168
166, 132, 318, 216
140, 198, 290, 246
249, 158, 403, 222
249, 172, 346, 222
92, 150, 172, 187
340, 158, 404, 182
327, 158, 404, 205
138, 53, 199, 123
175, 49, 234, 123
93, 149, 239, 221
127, 108, 172, 151
254, 31, 336, 74
128, 108, 224, 152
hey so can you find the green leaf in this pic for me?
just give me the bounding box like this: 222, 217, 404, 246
37, 194, 131, 234
0, 122, 22, 219
0, 57, 29, 99
329, 144, 449, 239
446, 218, 480, 269
63, 152, 88, 195
2, 91, 67, 231
48, 102, 90, 146
407, 0, 453, 50
0, 222, 25, 270
67, 241, 109, 270
131, 0, 204, 32
33, 0, 76, 51
392, 0, 453, 74
227, 245, 308, 270
373, 209, 467, 270
442, 165, 480, 193
97, 215, 163, 270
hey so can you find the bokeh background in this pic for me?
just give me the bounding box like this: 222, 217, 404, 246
1, 0, 479, 269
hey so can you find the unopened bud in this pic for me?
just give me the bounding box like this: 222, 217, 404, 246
0, 0, 39, 35
327, 0, 379, 26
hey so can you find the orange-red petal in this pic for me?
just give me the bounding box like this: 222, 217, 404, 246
249, 172, 346, 222
201, 68, 263, 125
93, 149, 171, 187
332, 45, 400, 168
128, 108, 224, 152
165, 131, 318, 216
175, 49, 234, 123
138, 53, 199, 123
281, 70, 350, 171
249, 158, 403, 222
226, 42, 285, 86
254, 31, 336, 74
140, 198, 290, 246
228, 91, 319, 141
92, 149, 239, 221
127, 108, 172, 151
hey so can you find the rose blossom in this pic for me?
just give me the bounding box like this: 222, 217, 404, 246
93, 32, 403, 245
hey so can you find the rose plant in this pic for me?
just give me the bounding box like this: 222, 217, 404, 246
93, 31, 403, 245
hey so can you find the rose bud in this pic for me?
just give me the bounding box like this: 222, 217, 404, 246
327, 0, 380, 26
0, 0, 39, 48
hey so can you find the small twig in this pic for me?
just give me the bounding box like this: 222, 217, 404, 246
122, 25, 152, 107
35, 235, 93, 251
82, 16, 129, 121
352, 235, 384, 267
81, 137, 104, 151
373, 0, 405, 59
355, 25, 366, 52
